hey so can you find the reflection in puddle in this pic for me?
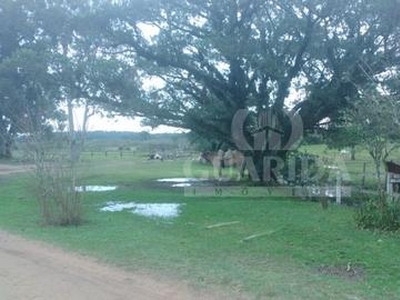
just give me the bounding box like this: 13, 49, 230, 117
100, 202, 182, 218
133, 203, 182, 218
100, 202, 137, 212
75, 186, 117, 192
157, 178, 208, 183
172, 183, 192, 188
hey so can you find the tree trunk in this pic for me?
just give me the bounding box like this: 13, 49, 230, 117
67, 97, 79, 164
4, 140, 12, 159
0, 137, 4, 158
374, 159, 383, 193
0, 134, 13, 159
350, 146, 356, 160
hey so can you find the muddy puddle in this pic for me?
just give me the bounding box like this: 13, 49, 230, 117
100, 202, 182, 218
157, 178, 208, 183
171, 183, 192, 188
157, 177, 210, 188
75, 186, 117, 192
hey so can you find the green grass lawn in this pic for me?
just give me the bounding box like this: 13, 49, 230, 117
301, 143, 400, 190
1, 156, 400, 299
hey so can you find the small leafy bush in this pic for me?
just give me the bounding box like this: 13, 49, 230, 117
355, 198, 400, 231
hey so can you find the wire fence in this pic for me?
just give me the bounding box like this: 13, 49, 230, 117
76, 152, 387, 188
10, 148, 396, 200
79, 150, 198, 161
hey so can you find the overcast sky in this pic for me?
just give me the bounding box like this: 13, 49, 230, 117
77, 84, 304, 134
75, 107, 185, 133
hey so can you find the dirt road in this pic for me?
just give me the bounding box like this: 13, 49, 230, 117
0, 230, 238, 300
0, 164, 244, 300
0, 164, 34, 176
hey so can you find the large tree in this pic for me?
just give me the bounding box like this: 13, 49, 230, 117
39, 0, 141, 160
0, 0, 139, 158
296, 0, 400, 128
346, 82, 400, 189
96, 0, 400, 180
0, 0, 59, 158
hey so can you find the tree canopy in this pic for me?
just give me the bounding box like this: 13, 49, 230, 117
1, 0, 399, 168
0, 0, 138, 158
99, 0, 400, 149
0, 0, 56, 157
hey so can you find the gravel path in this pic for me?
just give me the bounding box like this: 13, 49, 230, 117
0, 231, 238, 300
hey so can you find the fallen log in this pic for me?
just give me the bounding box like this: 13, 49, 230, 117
241, 230, 276, 242
205, 221, 240, 229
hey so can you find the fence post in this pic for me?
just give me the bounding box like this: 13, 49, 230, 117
336, 170, 341, 205
361, 162, 367, 190
386, 172, 392, 195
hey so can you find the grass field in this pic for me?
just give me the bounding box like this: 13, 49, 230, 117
1, 151, 400, 299
301, 144, 400, 190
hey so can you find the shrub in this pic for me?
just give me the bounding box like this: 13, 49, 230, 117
35, 160, 83, 226
355, 198, 400, 231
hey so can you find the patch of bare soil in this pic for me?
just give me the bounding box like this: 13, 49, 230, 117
0, 230, 244, 300
0, 164, 34, 176
317, 264, 365, 280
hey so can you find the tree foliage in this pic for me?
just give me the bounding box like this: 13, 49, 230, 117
347, 84, 400, 184
0, 0, 57, 158
0, 0, 139, 158
325, 124, 360, 160
101, 0, 400, 149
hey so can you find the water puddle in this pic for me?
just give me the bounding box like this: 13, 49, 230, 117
157, 178, 208, 183
100, 202, 182, 218
172, 183, 192, 188
100, 202, 137, 212
75, 186, 117, 192
157, 177, 209, 188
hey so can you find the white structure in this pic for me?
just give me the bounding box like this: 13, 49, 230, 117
385, 161, 400, 195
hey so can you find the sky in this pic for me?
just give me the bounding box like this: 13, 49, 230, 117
74, 107, 185, 133
77, 83, 305, 134
70, 24, 178, 134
